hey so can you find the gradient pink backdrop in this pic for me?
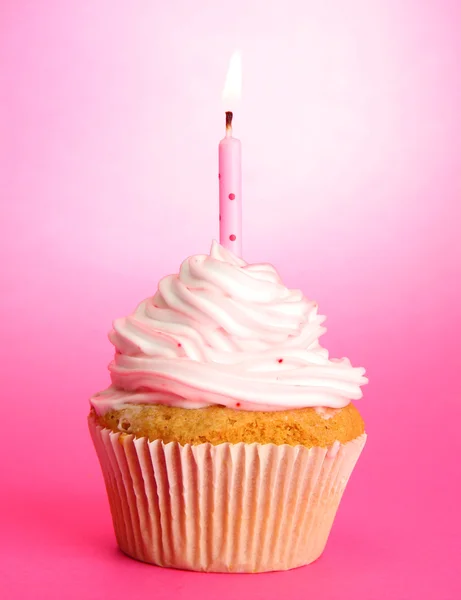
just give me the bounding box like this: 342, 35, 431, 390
1, 1, 460, 598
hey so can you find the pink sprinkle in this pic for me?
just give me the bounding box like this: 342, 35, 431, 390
177, 343, 182, 347
277, 358, 283, 363
219, 214, 221, 221
219, 173, 221, 179
229, 193, 235, 200
229, 234, 236, 241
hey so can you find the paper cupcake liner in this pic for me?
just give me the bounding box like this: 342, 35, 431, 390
89, 419, 366, 573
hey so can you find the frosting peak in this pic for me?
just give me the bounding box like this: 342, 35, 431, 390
91, 242, 367, 413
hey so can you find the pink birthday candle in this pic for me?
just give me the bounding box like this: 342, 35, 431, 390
219, 52, 242, 256
219, 112, 242, 256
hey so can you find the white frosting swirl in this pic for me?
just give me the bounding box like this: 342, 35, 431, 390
91, 242, 367, 413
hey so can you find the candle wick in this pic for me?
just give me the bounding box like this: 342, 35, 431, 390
225, 111, 233, 137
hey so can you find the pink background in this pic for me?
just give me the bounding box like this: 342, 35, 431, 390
1, 1, 460, 598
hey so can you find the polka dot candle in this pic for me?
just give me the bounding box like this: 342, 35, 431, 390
219, 111, 242, 256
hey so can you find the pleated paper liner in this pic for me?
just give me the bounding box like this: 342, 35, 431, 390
89, 418, 366, 573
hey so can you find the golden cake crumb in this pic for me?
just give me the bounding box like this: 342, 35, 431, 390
90, 403, 365, 447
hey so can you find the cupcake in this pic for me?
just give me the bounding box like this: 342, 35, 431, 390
89, 241, 367, 572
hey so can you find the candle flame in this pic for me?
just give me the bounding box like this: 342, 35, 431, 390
222, 51, 242, 110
